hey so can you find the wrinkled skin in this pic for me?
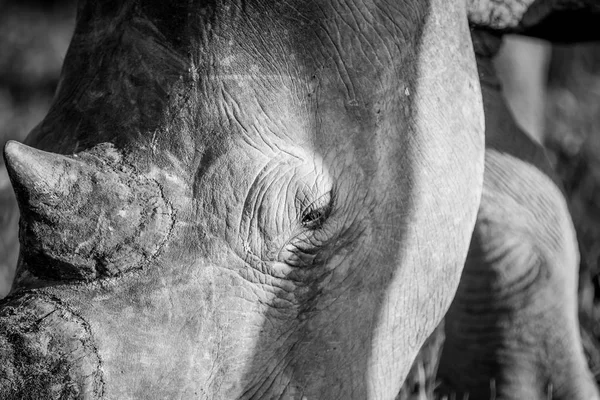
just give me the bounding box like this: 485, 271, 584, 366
0, 0, 484, 399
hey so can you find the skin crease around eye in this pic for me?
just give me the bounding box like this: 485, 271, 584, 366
245, 155, 340, 268
278, 190, 339, 268
300, 191, 333, 230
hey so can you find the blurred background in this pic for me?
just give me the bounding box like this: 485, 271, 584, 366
1, 1, 600, 398
0, 0, 76, 296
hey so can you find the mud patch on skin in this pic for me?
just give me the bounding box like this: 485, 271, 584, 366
0, 292, 103, 399
6, 142, 175, 282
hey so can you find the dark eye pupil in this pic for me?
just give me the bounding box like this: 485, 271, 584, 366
299, 191, 333, 230
302, 209, 324, 226
301, 203, 332, 229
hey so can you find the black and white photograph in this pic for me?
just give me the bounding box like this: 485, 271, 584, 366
1, 1, 600, 399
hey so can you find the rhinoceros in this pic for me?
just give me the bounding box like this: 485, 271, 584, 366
1, 0, 599, 399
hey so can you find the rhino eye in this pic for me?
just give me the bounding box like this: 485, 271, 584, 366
301, 192, 332, 230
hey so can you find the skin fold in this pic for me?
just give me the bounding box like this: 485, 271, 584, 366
0, 1, 483, 398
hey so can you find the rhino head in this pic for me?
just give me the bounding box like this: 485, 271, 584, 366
0, 0, 484, 398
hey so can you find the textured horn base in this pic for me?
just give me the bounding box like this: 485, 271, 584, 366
0, 292, 103, 399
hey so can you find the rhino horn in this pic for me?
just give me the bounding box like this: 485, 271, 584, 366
3, 141, 173, 283
3, 140, 79, 202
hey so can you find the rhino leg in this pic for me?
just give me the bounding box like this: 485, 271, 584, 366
437, 31, 600, 400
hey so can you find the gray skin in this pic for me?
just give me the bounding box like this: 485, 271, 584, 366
0, 1, 484, 399
1, 0, 600, 399
436, 32, 599, 400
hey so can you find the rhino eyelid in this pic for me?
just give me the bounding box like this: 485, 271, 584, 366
300, 191, 333, 230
